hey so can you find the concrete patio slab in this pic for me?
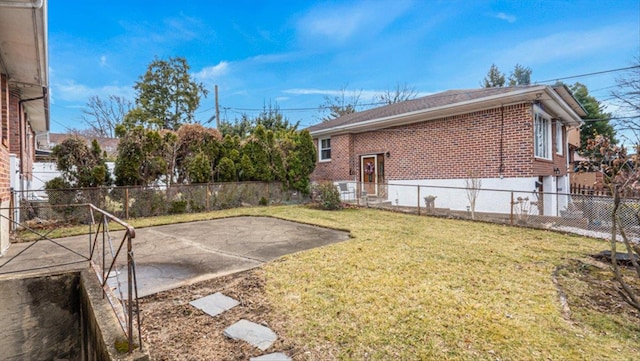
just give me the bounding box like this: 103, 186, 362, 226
189, 292, 239, 317
223, 319, 277, 351
0, 216, 350, 297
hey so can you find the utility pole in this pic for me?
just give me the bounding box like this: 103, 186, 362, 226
215, 84, 220, 129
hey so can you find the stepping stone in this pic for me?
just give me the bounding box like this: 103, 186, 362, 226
223, 319, 277, 351
189, 292, 239, 317
250, 353, 291, 361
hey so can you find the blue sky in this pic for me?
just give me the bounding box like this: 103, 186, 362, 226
48, 0, 640, 134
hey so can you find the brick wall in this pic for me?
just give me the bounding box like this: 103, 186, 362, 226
311, 103, 571, 182
0, 74, 9, 202
6, 85, 35, 183
312, 134, 353, 181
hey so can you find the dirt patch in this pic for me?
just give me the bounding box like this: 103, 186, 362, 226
141, 257, 640, 360
139, 268, 302, 361
555, 258, 640, 321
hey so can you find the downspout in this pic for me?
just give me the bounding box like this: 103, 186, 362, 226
17, 87, 46, 192
499, 105, 505, 178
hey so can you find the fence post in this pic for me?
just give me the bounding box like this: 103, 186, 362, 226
206, 183, 210, 211
510, 191, 514, 225
125, 188, 129, 220
417, 185, 421, 216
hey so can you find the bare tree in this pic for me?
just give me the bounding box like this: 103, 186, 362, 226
320, 85, 362, 122
464, 170, 482, 220
585, 135, 640, 312
377, 83, 418, 104
81, 95, 132, 138
611, 58, 640, 134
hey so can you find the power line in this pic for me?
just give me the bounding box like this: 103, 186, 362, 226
201, 65, 638, 117
534, 65, 639, 84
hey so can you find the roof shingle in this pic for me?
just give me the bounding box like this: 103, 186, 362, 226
307, 86, 535, 133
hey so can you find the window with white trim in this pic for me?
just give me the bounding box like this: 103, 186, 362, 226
319, 137, 331, 161
534, 112, 551, 159
555, 122, 563, 155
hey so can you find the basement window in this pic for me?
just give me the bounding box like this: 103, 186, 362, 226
319, 138, 331, 161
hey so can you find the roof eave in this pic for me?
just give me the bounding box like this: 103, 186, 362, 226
310, 86, 585, 138
0, 0, 49, 132
310, 86, 549, 137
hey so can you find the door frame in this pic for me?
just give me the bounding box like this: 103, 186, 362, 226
360, 154, 378, 196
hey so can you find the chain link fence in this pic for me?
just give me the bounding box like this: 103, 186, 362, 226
335, 181, 640, 242
11, 182, 306, 229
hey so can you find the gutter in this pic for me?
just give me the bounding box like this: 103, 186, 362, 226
544, 87, 583, 127
18, 87, 46, 183
0, 0, 43, 8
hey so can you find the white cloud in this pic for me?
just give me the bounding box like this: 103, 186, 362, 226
296, 0, 413, 45
498, 24, 634, 66
52, 80, 135, 103
99, 55, 107, 67
283, 88, 433, 101
118, 14, 208, 47
247, 52, 303, 65
194, 61, 230, 81
495, 12, 516, 23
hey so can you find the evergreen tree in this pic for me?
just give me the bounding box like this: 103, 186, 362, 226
482, 64, 506, 88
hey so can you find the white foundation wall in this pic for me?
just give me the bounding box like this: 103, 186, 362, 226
387, 176, 570, 216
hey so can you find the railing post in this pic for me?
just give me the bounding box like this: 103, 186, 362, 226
127, 233, 133, 353
417, 185, 421, 216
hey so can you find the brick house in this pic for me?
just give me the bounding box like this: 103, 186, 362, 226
0, 0, 49, 254
308, 85, 586, 216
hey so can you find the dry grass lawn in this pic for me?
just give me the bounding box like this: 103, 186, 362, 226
222, 206, 638, 360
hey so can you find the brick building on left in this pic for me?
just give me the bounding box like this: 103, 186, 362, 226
0, 0, 49, 255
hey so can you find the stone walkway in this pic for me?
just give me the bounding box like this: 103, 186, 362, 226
189, 292, 291, 360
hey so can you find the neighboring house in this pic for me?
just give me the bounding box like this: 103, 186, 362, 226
0, 0, 49, 254
45, 132, 119, 159
308, 85, 587, 216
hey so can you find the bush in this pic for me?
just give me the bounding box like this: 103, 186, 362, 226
128, 188, 166, 217
169, 200, 188, 214
315, 182, 342, 210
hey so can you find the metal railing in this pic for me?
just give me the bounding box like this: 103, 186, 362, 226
88, 204, 141, 354
0, 203, 142, 354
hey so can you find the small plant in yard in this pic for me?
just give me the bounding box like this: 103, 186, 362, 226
465, 170, 482, 220
314, 182, 342, 210
512, 196, 534, 223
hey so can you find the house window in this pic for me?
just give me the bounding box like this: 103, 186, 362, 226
555, 122, 563, 155
319, 138, 331, 161
534, 112, 551, 159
